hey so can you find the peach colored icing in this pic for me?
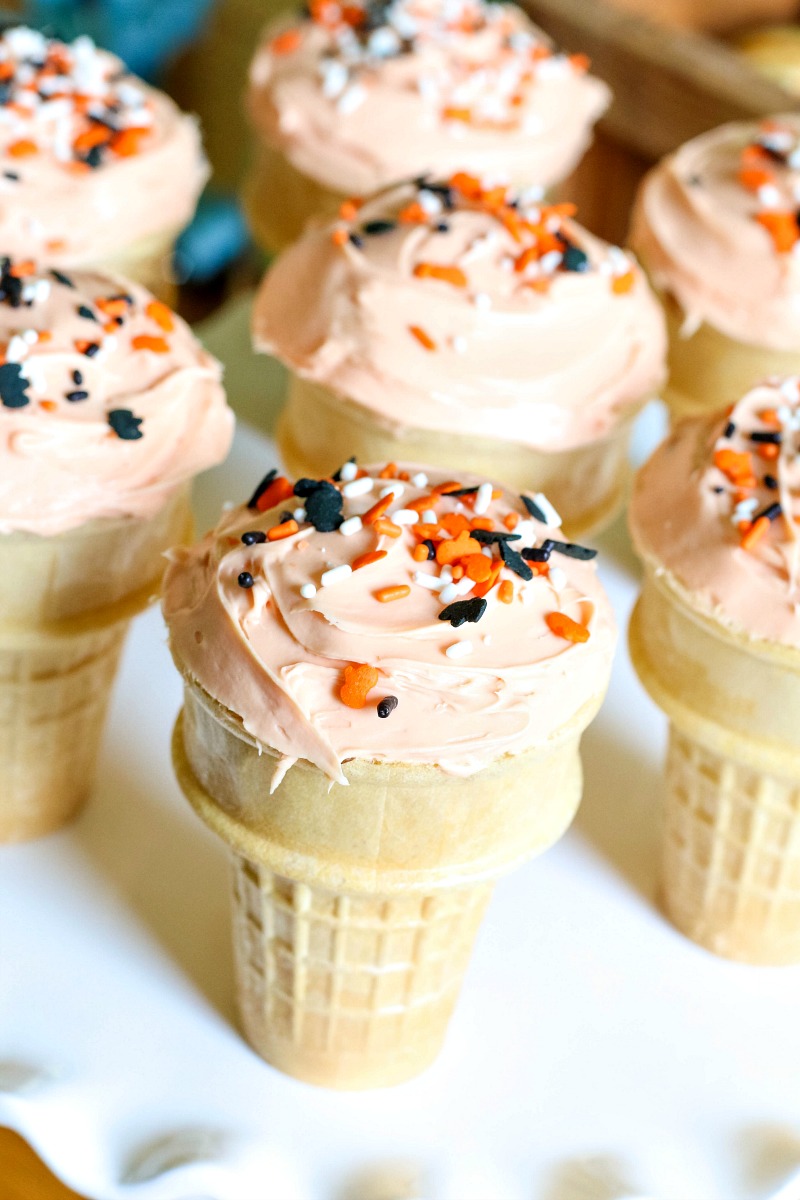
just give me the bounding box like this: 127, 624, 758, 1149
630, 117, 800, 351
0, 260, 233, 537
163, 461, 617, 786
0, 27, 207, 265
247, 0, 610, 195
253, 177, 667, 451
630, 378, 800, 648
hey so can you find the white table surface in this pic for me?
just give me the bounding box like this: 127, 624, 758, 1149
3, 370, 800, 1200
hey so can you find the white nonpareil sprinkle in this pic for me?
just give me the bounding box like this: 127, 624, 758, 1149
411, 472, 428, 488
473, 481, 493, 515
339, 515, 363, 537
300, 583, 317, 599
529, 491, 562, 527
451, 335, 468, 354
380, 482, 404, 500
293, 506, 306, 522
413, 571, 442, 591
342, 475, 373, 498
339, 460, 358, 482
392, 509, 418, 525
320, 564, 353, 587
446, 640, 473, 659
472, 291, 492, 311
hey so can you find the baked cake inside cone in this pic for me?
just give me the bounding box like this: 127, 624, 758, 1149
244, 0, 610, 252
630, 116, 800, 422
254, 175, 666, 541
0, 258, 233, 841
629, 377, 800, 963
163, 458, 616, 1087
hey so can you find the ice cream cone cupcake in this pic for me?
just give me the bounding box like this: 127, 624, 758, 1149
629, 377, 800, 963
244, 0, 610, 253
253, 175, 666, 540
0, 27, 208, 303
630, 117, 800, 423
0, 259, 233, 841
163, 459, 616, 1087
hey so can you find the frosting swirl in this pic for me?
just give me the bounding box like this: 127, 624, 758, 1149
247, 0, 610, 195
0, 259, 233, 536
0, 27, 207, 264
253, 175, 667, 451
630, 117, 800, 351
163, 461, 616, 786
630, 377, 800, 648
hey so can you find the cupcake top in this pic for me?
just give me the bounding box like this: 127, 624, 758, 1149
630, 116, 800, 351
253, 175, 666, 451
0, 26, 207, 266
163, 460, 616, 787
247, 0, 610, 195
0, 259, 233, 537
630, 377, 800, 648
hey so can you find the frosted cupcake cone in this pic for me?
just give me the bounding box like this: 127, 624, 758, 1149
0, 27, 207, 294
163, 460, 616, 1086
629, 378, 800, 962
255, 176, 666, 541
245, 0, 609, 254
0, 259, 233, 842
630, 117, 800, 423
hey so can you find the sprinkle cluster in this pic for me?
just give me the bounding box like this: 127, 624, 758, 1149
737, 120, 800, 255
239, 459, 597, 715
269, 0, 588, 129
0, 257, 178, 438
711, 379, 800, 554
0, 26, 154, 179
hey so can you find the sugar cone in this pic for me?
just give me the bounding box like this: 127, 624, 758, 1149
629, 566, 800, 963
0, 486, 192, 842
278, 376, 634, 541
243, 144, 343, 256
172, 674, 604, 1088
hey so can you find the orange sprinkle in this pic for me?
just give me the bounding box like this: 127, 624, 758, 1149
442, 106, 472, 123
74, 339, 95, 354
757, 443, 780, 460
375, 585, 411, 603
340, 663, 380, 709
413, 262, 468, 288
96, 296, 129, 318
8, 260, 35, 278
738, 166, 774, 191
407, 494, 438, 513
713, 447, 756, 487
440, 512, 471, 537
146, 300, 175, 332
399, 201, 430, 224
431, 480, 464, 495
73, 125, 111, 153
741, 515, 770, 551
464, 554, 492, 583
379, 462, 398, 479
339, 197, 361, 221
110, 127, 150, 157
331, 227, 349, 247
471, 559, 502, 598
546, 611, 590, 643
409, 324, 437, 352
39, 400, 57, 412
412, 544, 430, 562
132, 334, 169, 354
504, 512, 519, 531
373, 518, 402, 538
755, 210, 799, 254
270, 27, 302, 54
451, 565, 464, 580
361, 494, 395, 524
498, 580, 514, 604
470, 517, 493, 531
8, 139, 37, 157
256, 476, 295, 512
436, 530, 481, 565
758, 408, 781, 425
267, 519, 299, 541
570, 52, 590, 72
352, 549, 388, 571
611, 271, 635, 294
449, 171, 484, 200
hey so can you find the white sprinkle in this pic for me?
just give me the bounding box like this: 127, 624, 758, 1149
5, 335, 26, 363
342, 475, 373, 498
732, 498, 758, 524
528, 491, 562, 527
439, 578, 474, 604
411, 472, 428, 488
473, 481, 493, 515
539, 249, 563, 274
392, 508, 418, 525
482, 634, 493, 646
549, 566, 567, 591
21, 328, 37, 344
320, 59, 348, 99
300, 583, 317, 599
418, 189, 443, 215
414, 571, 442, 591
337, 83, 367, 115
380, 482, 404, 500
320, 564, 353, 587
422, 509, 438, 525
451, 335, 468, 354
293, 506, 306, 522
472, 291, 492, 311
446, 640, 473, 660
339, 515, 363, 537
339, 460, 358, 482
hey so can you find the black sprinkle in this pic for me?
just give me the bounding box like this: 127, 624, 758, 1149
247, 468, 278, 509
348, 232, 364, 249
756, 502, 782, 522
548, 539, 598, 561
521, 494, 547, 523
72, 369, 83, 385
750, 430, 782, 445
561, 243, 589, 272
3, 170, 18, 182
279, 509, 295, 522
82, 342, 100, 357
724, 421, 736, 439
0, 362, 29, 408
108, 408, 143, 440
238, 571, 255, 589
764, 474, 779, 490
442, 485, 479, 497
241, 530, 267, 545
438, 597, 488, 627
522, 539, 555, 562
65, 389, 89, 402
712, 486, 725, 494
471, 528, 521, 545
422, 538, 436, 560
305, 480, 344, 531
435, 221, 450, 233
499, 539, 533, 580
687, 174, 702, 186
77, 304, 98, 321
377, 695, 398, 718
363, 220, 396, 235
51, 269, 75, 288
